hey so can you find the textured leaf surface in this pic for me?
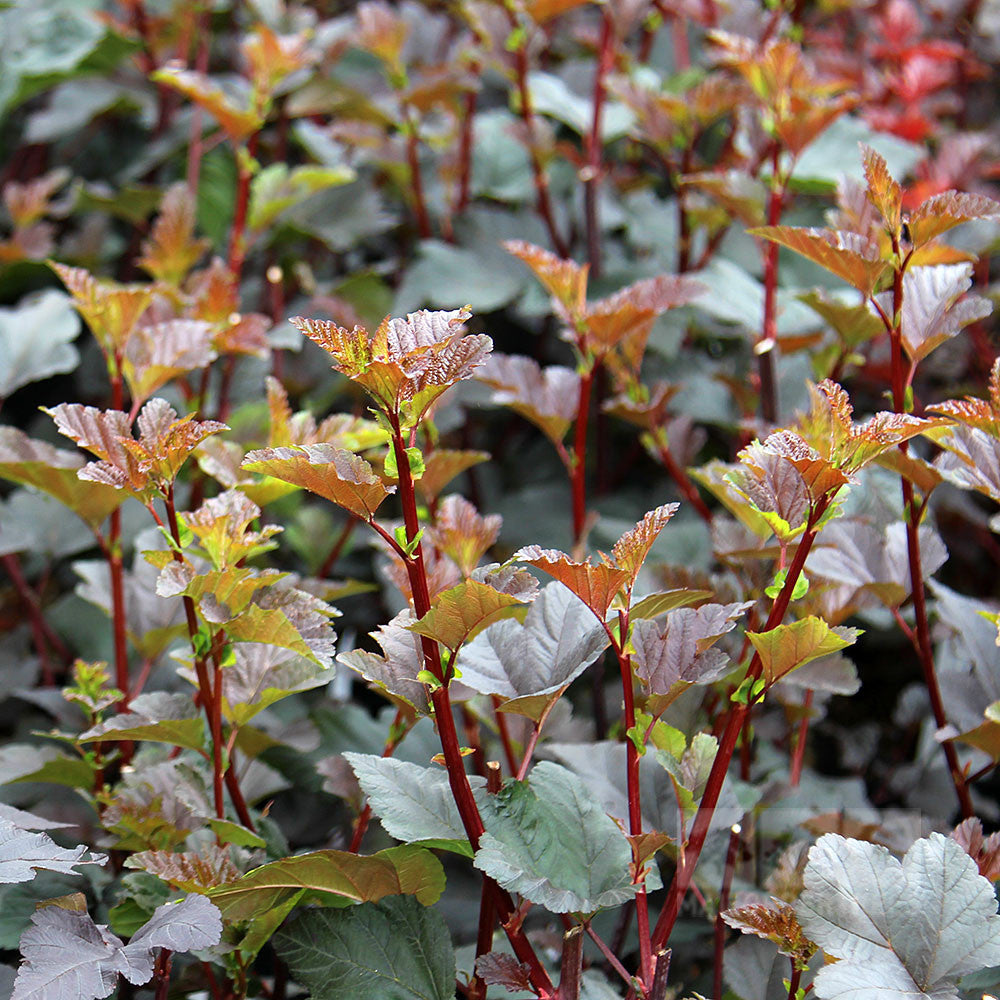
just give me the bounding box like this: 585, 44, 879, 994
408, 579, 528, 652
242, 445, 394, 519
514, 546, 629, 618
454, 583, 609, 717
207, 846, 445, 922
274, 896, 455, 1000
797, 832, 1000, 999
78, 692, 204, 752
343, 755, 484, 855
0, 821, 106, 884
748, 617, 860, 685
474, 762, 645, 913
907, 190, 1000, 247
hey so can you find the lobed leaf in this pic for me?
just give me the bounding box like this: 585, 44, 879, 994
425, 495, 501, 577
78, 693, 205, 753
611, 504, 679, 584
907, 190, 1000, 248
242, 445, 394, 519
407, 578, 529, 653
0, 821, 106, 885
514, 546, 629, 619
747, 617, 860, 685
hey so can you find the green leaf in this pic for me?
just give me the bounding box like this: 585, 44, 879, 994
78, 692, 206, 753
248, 163, 355, 232
747, 617, 860, 685
630, 589, 714, 619
207, 845, 445, 923
407, 579, 529, 653
274, 896, 455, 1000
797, 833, 1000, 999
343, 755, 483, 857
474, 761, 651, 913
207, 819, 266, 849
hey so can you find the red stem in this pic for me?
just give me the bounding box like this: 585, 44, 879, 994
403, 107, 432, 239
1, 554, 62, 684
758, 146, 784, 424
453, 70, 479, 220
886, 240, 973, 819
508, 19, 569, 257
388, 419, 554, 996
712, 826, 741, 999
318, 519, 357, 578
108, 372, 130, 706
185, 14, 211, 195
572, 369, 595, 545
584, 11, 614, 278
492, 695, 519, 776
615, 608, 652, 988
349, 708, 407, 852
651, 498, 828, 952
655, 441, 713, 524
227, 133, 257, 278
789, 689, 814, 787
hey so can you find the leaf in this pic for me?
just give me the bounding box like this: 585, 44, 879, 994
220, 644, 335, 726
722, 901, 817, 966
950, 818, 1000, 882
121, 319, 217, 407
796, 833, 1000, 999
0, 428, 121, 527
0, 290, 80, 398
151, 65, 261, 144
474, 762, 651, 913
407, 579, 529, 652
274, 896, 455, 1000
339, 610, 430, 714
861, 145, 902, 232
137, 183, 210, 286
415, 450, 490, 504
125, 846, 240, 892
611, 505, 679, 584
207, 845, 445, 923
343, 755, 485, 856
11, 907, 122, 1000
632, 602, 752, 700
183, 489, 281, 570
117, 895, 222, 984
249, 164, 355, 232
11, 894, 222, 1000
475, 952, 534, 992
477, 354, 581, 445
629, 589, 715, 620
503, 239, 588, 317
455, 582, 610, 719
242, 445, 394, 519
0, 820, 106, 884
747, 226, 888, 294
747, 617, 860, 685
514, 546, 629, 619
907, 190, 1000, 247
425, 495, 501, 577
78, 692, 205, 753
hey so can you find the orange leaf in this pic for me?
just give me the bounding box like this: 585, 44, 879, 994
514, 546, 629, 619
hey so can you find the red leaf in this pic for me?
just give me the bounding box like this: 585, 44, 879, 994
514, 546, 629, 619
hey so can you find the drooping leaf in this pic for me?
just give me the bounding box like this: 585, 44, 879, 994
0, 290, 80, 399
207, 845, 445, 923
151, 65, 261, 144
747, 617, 860, 685
747, 226, 888, 294
907, 190, 1000, 248
274, 896, 455, 1000
241, 445, 394, 519
78, 692, 205, 753
0, 428, 122, 527
796, 833, 1000, 999
474, 762, 652, 913
339, 610, 430, 714
455, 582, 610, 718
478, 353, 581, 446
0, 821, 106, 885
407, 579, 529, 653
343, 755, 485, 856
514, 546, 629, 619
